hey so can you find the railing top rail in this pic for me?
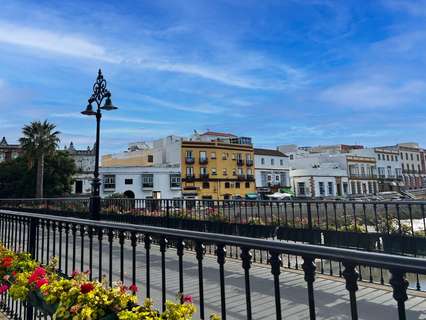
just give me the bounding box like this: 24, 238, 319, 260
1, 198, 425, 205
2, 209, 426, 274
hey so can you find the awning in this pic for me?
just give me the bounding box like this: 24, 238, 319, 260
245, 192, 258, 199
280, 187, 294, 195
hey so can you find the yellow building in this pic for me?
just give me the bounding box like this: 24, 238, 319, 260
102, 149, 154, 167
181, 139, 255, 200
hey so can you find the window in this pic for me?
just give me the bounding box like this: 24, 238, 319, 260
410, 153, 413, 161
225, 182, 230, 188
142, 174, 153, 188
237, 168, 243, 175
200, 167, 208, 175
395, 156, 398, 161
223, 169, 227, 176
280, 159, 283, 166
261, 158, 265, 165
275, 175, 280, 181
246, 154, 251, 161
211, 152, 216, 159
319, 182, 325, 196
417, 154, 420, 161
232, 168, 236, 176
103, 175, 115, 190
186, 150, 193, 158
222, 153, 227, 160
412, 164, 415, 172
245, 182, 250, 188
267, 175, 272, 181
298, 182, 306, 195
289, 155, 294, 160
270, 158, 274, 165
186, 167, 194, 176
386, 155, 390, 161
328, 182, 333, 195
170, 175, 181, 188
343, 182, 348, 194
377, 154, 381, 160
211, 168, 217, 175
125, 179, 133, 185
235, 182, 240, 188
247, 168, 253, 175
202, 182, 210, 189
200, 151, 207, 160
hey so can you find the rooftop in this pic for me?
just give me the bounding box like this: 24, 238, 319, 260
254, 148, 287, 157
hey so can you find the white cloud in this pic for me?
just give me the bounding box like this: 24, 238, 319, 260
320, 80, 426, 108
50, 112, 170, 125
0, 21, 118, 62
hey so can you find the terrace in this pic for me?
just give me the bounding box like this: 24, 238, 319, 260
0, 198, 426, 319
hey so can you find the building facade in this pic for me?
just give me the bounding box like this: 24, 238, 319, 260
100, 165, 181, 199
290, 165, 349, 198
350, 148, 402, 192
0, 137, 21, 163
181, 137, 255, 200
65, 142, 96, 195
254, 148, 290, 197
382, 143, 425, 189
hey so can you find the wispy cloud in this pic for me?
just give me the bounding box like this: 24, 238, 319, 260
320, 80, 426, 108
51, 113, 170, 125
0, 22, 118, 62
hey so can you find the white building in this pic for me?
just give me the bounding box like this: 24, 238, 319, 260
290, 164, 349, 198
254, 148, 290, 197
381, 143, 425, 189
100, 165, 181, 199
349, 147, 403, 192
65, 142, 96, 195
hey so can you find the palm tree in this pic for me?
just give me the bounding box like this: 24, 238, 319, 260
19, 121, 60, 198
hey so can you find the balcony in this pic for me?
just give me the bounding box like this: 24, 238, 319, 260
246, 159, 253, 166
236, 159, 244, 166
237, 174, 246, 180
184, 174, 195, 182
200, 173, 209, 180
199, 158, 208, 165
349, 173, 377, 179
185, 157, 195, 164
246, 174, 255, 181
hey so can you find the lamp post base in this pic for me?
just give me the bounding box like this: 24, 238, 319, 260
89, 195, 101, 220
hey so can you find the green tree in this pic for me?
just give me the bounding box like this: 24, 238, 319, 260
19, 121, 60, 198
0, 151, 76, 198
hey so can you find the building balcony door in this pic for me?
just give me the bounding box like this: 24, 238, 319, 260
75, 181, 83, 194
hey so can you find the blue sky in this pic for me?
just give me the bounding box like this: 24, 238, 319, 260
1, 0, 426, 154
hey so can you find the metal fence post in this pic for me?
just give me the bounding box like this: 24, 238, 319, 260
166, 200, 170, 228
307, 202, 314, 244
26, 217, 38, 320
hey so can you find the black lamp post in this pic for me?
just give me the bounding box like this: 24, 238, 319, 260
81, 69, 117, 220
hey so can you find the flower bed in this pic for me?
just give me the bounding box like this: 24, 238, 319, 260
0, 244, 202, 319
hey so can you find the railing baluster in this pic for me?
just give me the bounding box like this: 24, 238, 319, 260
269, 251, 282, 320
88, 226, 93, 281
196, 241, 206, 320
389, 269, 409, 320
159, 236, 168, 312
108, 229, 114, 286
302, 256, 316, 320
241, 247, 252, 320
97, 228, 103, 281
216, 244, 227, 320
177, 239, 185, 300
144, 235, 152, 299
131, 231, 137, 292
119, 231, 125, 282
342, 262, 359, 320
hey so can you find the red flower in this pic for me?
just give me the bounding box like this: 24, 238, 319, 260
36, 278, 48, 288
183, 295, 193, 303
129, 284, 138, 293
28, 267, 47, 284
1, 257, 13, 268
80, 283, 95, 294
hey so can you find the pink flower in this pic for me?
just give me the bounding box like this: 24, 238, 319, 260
3, 275, 10, 281
71, 270, 79, 278
36, 278, 48, 288
129, 284, 138, 293
183, 295, 193, 303
0, 284, 9, 294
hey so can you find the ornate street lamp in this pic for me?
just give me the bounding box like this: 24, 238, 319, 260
81, 69, 117, 220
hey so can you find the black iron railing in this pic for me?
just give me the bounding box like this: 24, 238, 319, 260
1, 198, 426, 290
0, 209, 425, 320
